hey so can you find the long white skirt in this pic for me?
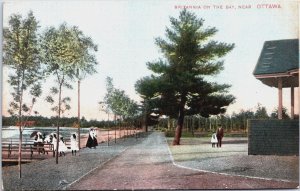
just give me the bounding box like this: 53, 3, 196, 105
70, 139, 79, 151
59, 140, 69, 152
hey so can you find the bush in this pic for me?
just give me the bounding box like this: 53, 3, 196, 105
165, 131, 194, 137
165, 131, 175, 137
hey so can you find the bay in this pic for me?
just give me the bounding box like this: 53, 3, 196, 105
2, 126, 90, 143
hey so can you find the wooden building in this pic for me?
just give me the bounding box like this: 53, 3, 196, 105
253, 39, 299, 119
249, 39, 299, 155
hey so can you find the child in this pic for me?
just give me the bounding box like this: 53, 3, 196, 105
211, 133, 218, 148
59, 136, 68, 156
70, 133, 79, 156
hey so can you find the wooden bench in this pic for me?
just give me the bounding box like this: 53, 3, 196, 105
2, 142, 34, 159
2, 142, 55, 159
2, 137, 73, 160
32, 143, 55, 156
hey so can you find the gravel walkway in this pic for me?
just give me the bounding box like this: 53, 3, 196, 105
2, 132, 299, 190
2, 134, 144, 191
68, 132, 298, 190
168, 137, 299, 182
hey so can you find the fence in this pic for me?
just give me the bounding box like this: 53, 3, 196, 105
248, 119, 299, 155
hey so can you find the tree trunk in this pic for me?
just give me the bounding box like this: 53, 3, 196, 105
143, 112, 148, 132
172, 98, 186, 145
18, 125, 22, 178
143, 99, 148, 132
78, 80, 81, 152
18, 80, 24, 179
114, 114, 116, 143
56, 83, 62, 164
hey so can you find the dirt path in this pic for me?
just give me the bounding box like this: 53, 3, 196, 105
68, 132, 298, 190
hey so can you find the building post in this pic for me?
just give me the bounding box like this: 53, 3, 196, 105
291, 86, 294, 119
78, 80, 81, 152
278, 78, 283, 119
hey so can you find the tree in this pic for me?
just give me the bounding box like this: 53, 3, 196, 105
231, 109, 255, 130
41, 23, 98, 163
270, 107, 290, 119
72, 26, 98, 152
103, 77, 139, 120
135, 9, 235, 145
102, 77, 139, 143
254, 103, 269, 119
3, 11, 43, 178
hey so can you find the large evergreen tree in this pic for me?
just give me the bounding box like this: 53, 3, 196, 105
135, 9, 235, 145
3, 11, 43, 178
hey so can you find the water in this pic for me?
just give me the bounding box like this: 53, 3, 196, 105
2, 126, 90, 142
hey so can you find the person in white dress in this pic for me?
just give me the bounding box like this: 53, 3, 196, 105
52, 133, 57, 155
33, 131, 45, 154
52, 133, 68, 156
211, 133, 218, 148
70, 133, 79, 156
58, 136, 68, 156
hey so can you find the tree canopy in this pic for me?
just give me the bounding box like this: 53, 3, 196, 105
40, 22, 98, 163
103, 77, 139, 120
4, 11, 43, 118
3, 11, 43, 178
135, 9, 235, 145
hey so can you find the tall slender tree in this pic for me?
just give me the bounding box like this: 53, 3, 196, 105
72, 26, 98, 152
41, 23, 98, 163
3, 11, 43, 178
103, 77, 139, 120
135, 9, 235, 145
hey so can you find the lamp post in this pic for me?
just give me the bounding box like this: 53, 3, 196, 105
78, 79, 81, 152
77, 68, 82, 154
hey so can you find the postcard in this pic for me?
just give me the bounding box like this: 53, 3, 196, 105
1, 0, 299, 190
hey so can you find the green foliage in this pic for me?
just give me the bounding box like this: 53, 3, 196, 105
254, 103, 269, 119
103, 77, 140, 120
135, 9, 235, 120
231, 109, 255, 129
3, 11, 43, 121
2, 115, 142, 129
41, 23, 98, 80
270, 107, 290, 119
165, 130, 194, 137
41, 23, 98, 118
3, 11, 44, 177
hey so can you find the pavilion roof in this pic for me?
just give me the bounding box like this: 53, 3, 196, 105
253, 39, 299, 88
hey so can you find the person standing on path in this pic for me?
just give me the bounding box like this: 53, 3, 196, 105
216, 125, 224, 148
86, 128, 98, 149
70, 133, 79, 155
210, 133, 218, 148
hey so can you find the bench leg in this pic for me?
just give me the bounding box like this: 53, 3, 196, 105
8, 145, 11, 158
30, 146, 33, 159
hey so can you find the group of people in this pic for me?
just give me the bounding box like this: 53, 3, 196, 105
33, 131, 80, 156
32, 127, 99, 156
210, 125, 224, 148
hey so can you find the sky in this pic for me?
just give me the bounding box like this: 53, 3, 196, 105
2, 0, 299, 121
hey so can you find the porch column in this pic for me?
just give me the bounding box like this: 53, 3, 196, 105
278, 78, 283, 119
291, 86, 294, 119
